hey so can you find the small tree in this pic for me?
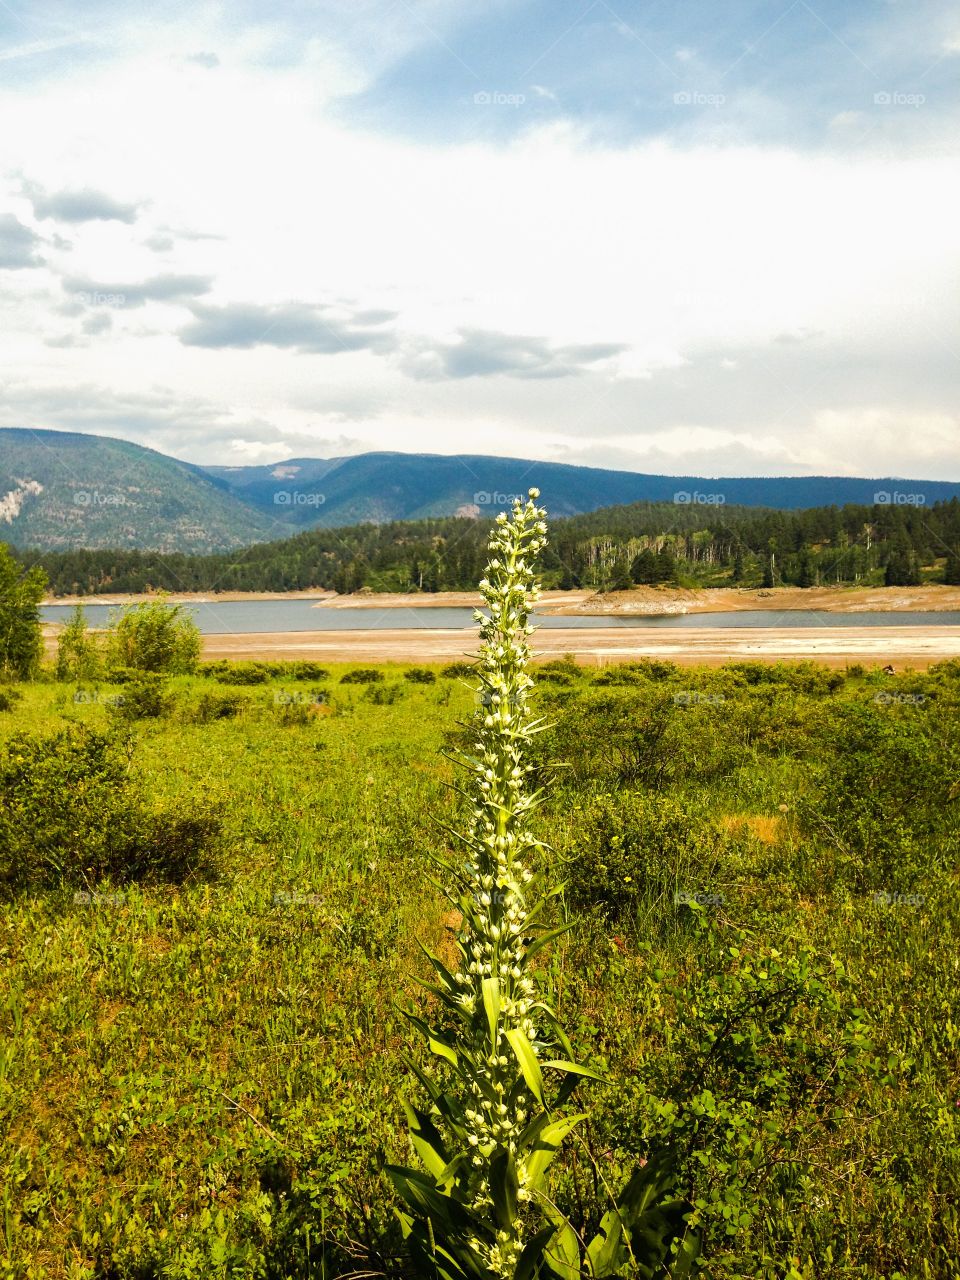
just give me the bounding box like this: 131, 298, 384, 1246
387, 491, 698, 1279
105, 595, 201, 674
0, 543, 46, 679
630, 548, 658, 585
55, 604, 102, 682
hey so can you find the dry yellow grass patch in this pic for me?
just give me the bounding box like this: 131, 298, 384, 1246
720, 813, 785, 844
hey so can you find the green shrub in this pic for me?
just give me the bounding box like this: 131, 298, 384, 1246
290, 661, 329, 681
0, 543, 46, 679
54, 603, 102, 682
402, 666, 436, 684
564, 790, 735, 917
0, 725, 220, 895
608, 921, 880, 1275
213, 662, 272, 685
538, 668, 573, 685
104, 597, 201, 675
109, 673, 172, 721
723, 661, 845, 695
539, 654, 582, 678
592, 659, 679, 686
182, 690, 248, 723
796, 700, 960, 890
340, 667, 384, 685
0, 686, 21, 712
363, 682, 403, 704
440, 661, 475, 678
536, 687, 739, 789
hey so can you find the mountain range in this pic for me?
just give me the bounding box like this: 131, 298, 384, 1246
3, 427, 959, 553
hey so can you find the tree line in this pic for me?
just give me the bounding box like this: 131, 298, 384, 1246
9, 497, 960, 597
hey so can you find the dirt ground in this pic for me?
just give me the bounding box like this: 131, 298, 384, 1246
44, 585, 960, 614
196, 625, 960, 670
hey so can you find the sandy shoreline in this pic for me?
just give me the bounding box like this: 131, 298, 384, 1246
41, 584, 960, 613
194, 625, 960, 669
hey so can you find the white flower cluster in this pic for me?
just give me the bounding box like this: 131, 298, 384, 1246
451, 491, 549, 1252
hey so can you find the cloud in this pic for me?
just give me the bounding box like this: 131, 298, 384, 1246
403, 328, 626, 380
23, 180, 140, 224
185, 51, 220, 69
62, 273, 214, 308
144, 225, 225, 253
81, 311, 113, 335
178, 301, 398, 354
0, 213, 44, 268
0, 4, 957, 476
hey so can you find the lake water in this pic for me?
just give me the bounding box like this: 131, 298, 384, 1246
40, 602, 960, 635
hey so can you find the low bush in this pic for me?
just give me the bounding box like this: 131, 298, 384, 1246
109, 673, 172, 721
182, 690, 248, 723
213, 662, 272, 685
538, 655, 582, 677
440, 661, 474, 678
602, 921, 882, 1274
0, 687, 21, 712
340, 668, 384, 685
290, 661, 329, 681
0, 725, 220, 895
796, 700, 960, 891
363, 682, 404, 704
402, 666, 436, 684
592, 658, 679, 685
564, 789, 736, 918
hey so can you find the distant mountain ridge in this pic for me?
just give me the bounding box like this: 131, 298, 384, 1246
3, 427, 959, 553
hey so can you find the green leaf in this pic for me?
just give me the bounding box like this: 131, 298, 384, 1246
515, 1225, 561, 1280
541, 1059, 607, 1084
506, 1027, 545, 1105
404, 1103, 450, 1182
544, 1216, 581, 1280
488, 1147, 519, 1229
481, 975, 501, 1053
525, 923, 575, 961
525, 1113, 588, 1192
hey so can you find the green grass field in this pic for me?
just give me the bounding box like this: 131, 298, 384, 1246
1, 658, 958, 1279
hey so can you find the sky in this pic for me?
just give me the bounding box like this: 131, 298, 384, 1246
1, 0, 958, 478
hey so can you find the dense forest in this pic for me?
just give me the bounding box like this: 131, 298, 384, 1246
12, 497, 960, 595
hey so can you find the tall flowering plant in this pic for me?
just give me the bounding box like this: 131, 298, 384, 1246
387, 491, 698, 1280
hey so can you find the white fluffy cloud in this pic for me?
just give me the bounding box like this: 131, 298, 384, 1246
0, 4, 958, 477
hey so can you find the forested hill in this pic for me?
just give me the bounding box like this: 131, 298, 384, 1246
6, 428, 960, 552
18, 496, 960, 595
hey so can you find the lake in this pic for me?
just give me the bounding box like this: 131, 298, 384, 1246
40, 602, 960, 634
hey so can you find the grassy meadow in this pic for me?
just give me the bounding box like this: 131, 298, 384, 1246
1, 657, 958, 1279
